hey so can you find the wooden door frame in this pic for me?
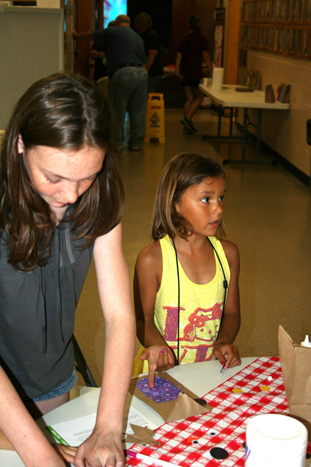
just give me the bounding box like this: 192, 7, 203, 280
225, 0, 242, 84
74, 0, 96, 77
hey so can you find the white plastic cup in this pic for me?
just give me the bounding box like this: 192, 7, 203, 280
202, 77, 209, 86
245, 414, 307, 467
212, 67, 224, 91
301, 335, 311, 347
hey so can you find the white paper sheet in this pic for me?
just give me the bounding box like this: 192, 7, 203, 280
47, 406, 158, 447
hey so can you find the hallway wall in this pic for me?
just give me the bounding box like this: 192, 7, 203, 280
244, 51, 311, 178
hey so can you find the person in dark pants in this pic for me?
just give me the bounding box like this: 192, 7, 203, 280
175, 15, 213, 134
135, 12, 163, 93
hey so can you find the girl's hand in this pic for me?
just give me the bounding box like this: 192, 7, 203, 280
54, 444, 77, 464
213, 342, 241, 370
140, 345, 175, 388
74, 429, 124, 467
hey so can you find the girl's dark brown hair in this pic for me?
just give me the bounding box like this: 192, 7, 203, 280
0, 72, 124, 270
151, 153, 225, 241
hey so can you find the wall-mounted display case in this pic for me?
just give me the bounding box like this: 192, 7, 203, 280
240, 0, 311, 60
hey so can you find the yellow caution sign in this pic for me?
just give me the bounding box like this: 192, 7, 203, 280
145, 93, 165, 143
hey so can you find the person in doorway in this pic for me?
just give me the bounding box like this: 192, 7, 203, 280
73, 15, 148, 152
133, 153, 241, 388
0, 72, 136, 466
175, 15, 213, 134
90, 44, 107, 84
135, 12, 163, 93
90, 21, 116, 86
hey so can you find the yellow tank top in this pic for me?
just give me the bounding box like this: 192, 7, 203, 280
154, 235, 230, 365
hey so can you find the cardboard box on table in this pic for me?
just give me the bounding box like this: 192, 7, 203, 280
278, 325, 311, 438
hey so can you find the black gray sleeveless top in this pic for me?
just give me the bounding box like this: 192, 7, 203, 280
0, 217, 94, 400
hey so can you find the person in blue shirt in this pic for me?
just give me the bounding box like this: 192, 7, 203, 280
74, 15, 148, 151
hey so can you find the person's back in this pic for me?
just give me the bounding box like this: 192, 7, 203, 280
178, 31, 208, 80
90, 15, 148, 151
93, 25, 146, 78
141, 28, 163, 77
134, 12, 163, 92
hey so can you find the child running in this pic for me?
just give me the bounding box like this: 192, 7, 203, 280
134, 153, 241, 387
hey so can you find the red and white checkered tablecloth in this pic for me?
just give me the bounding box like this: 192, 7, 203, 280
127, 356, 288, 467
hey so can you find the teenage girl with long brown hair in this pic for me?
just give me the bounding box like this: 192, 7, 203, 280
0, 72, 135, 467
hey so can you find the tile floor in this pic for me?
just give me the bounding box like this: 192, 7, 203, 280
73, 108, 311, 388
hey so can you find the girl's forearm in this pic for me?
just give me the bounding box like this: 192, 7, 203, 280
96, 314, 135, 430
216, 313, 240, 344
143, 320, 168, 348
0, 367, 65, 466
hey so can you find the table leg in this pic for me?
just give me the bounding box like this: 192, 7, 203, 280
241, 107, 247, 161
223, 108, 277, 165
229, 107, 234, 137
202, 105, 242, 142
255, 108, 262, 161
217, 105, 222, 137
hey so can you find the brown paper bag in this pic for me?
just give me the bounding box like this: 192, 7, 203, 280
278, 325, 311, 438
246, 68, 261, 90
129, 372, 211, 423
265, 84, 275, 103
276, 84, 290, 103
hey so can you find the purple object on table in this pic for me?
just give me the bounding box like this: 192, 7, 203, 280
136, 377, 181, 403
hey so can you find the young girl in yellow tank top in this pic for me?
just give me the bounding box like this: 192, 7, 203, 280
134, 153, 241, 387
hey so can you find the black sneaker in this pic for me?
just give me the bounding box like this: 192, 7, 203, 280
128, 144, 140, 151
180, 116, 193, 132
183, 128, 196, 135
188, 120, 197, 133
181, 117, 197, 133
